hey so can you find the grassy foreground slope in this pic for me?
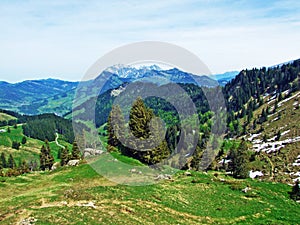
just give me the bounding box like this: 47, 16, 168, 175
0, 164, 299, 225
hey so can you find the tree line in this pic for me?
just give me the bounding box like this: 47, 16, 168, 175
22, 113, 74, 143
0, 139, 82, 177
0, 152, 36, 177
39, 140, 82, 171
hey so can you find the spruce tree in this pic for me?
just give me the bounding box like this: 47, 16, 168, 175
45, 140, 54, 170
1, 152, 6, 168
71, 141, 81, 160
260, 108, 268, 123
278, 92, 283, 102
21, 136, 27, 145
8, 154, 16, 169
20, 160, 29, 174
60, 147, 69, 166
228, 141, 249, 178
40, 145, 47, 171
143, 116, 170, 165
273, 100, 278, 114
39, 140, 54, 171
290, 180, 300, 201
107, 105, 125, 150
129, 97, 153, 139
275, 130, 281, 141
125, 97, 170, 165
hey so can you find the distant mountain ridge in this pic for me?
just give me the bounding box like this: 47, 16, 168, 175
213, 71, 239, 86
0, 65, 237, 115
0, 79, 78, 115
106, 64, 220, 86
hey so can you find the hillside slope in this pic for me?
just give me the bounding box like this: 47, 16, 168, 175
221, 59, 300, 184
0, 124, 72, 166
0, 164, 299, 224
243, 90, 300, 183
0, 79, 78, 115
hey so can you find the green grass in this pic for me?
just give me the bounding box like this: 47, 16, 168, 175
109, 152, 144, 166
98, 123, 108, 148
49, 136, 72, 162
0, 113, 16, 121
0, 125, 40, 165
0, 125, 24, 147
0, 164, 299, 224
0, 125, 72, 165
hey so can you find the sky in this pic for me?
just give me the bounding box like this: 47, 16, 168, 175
0, 0, 300, 83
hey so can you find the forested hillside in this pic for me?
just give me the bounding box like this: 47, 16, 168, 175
22, 114, 75, 143
224, 59, 300, 119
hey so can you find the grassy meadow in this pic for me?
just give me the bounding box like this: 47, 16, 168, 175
0, 163, 299, 224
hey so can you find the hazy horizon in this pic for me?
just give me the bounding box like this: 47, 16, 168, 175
0, 63, 240, 84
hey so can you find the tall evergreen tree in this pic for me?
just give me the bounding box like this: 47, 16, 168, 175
290, 180, 300, 201
228, 141, 249, 178
107, 105, 125, 150
20, 160, 29, 174
39, 140, 54, 171
71, 141, 81, 160
8, 154, 16, 169
143, 116, 170, 165
60, 147, 69, 166
124, 97, 170, 165
0, 152, 7, 168
260, 108, 268, 123
21, 136, 27, 145
129, 97, 153, 139
40, 145, 47, 171
273, 100, 278, 113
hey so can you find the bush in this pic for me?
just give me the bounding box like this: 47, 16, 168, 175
229, 183, 244, 191
12, 141, 21, 150
63, 188, 93, 201
289, 181, 300, 201
5, 168, 20, 177
21, 136, 27, 145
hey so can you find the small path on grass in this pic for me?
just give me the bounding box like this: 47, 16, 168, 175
55, 133, 64, 148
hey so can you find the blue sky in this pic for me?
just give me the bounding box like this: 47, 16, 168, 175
1, 0, 300, 82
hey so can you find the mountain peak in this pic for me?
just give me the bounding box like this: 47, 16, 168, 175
106, 64, 163, 79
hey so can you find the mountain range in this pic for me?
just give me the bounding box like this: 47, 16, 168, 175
0, 66, 237, 115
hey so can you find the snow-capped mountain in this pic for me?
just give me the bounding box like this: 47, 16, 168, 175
104, 64, 219, 87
